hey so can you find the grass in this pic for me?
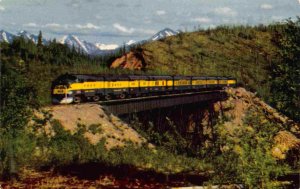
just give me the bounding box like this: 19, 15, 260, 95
140, 25, 278, 101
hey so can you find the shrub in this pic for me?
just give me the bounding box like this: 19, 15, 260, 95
209, 110, 290, 188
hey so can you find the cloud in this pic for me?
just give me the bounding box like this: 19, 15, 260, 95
75, 23, 101, 29
22, 22, 102, 31
67, 0, 80, 8
45, 23, 62, 28
113, 23, 135, 34
72, 3, 79, 7
271, 16, 284, 21
156, 10, 166, 16
136, 29, 156, 35
214, 7, 237, 16
192, 17, 211, 24
0, 5, 5, 11
260, 4, 273, 10
23, 22, 38, 27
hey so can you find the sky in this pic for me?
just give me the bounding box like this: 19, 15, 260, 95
0, 0, 300, 45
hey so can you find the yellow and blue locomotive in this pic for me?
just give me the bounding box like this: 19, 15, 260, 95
52, 74, 236, 104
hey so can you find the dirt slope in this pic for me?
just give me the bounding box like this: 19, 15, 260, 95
215, 87, 300, 159
110, 51, 145, 70
39, 104, 147, 149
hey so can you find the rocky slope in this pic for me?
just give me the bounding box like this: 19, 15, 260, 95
110, 51, 146, 70
35, 104, 147, 149
214, 87, 300, 160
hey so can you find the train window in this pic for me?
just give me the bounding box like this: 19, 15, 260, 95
155, 81, 159, 85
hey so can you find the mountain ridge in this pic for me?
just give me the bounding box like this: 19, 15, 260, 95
0, 28, 178, 55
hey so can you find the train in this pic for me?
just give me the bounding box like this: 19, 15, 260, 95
52, 73, 236, 104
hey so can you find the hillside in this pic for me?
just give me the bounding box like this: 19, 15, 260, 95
215, 88, 300, 159
113, 26, 276, 97
2, 87, 300, 188
112, 22, 300, 122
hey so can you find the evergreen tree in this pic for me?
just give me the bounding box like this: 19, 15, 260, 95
37, 30, 43, 47
270, 18, 300, 122
37, 30, 43, 62
0, 61, 37, 179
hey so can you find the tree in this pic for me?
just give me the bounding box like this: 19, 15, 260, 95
0, 61, 37, 179
37, 30, 43, 47
270, 18, 300, 122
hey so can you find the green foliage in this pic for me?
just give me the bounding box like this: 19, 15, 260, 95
88, 123, 103, 135
42, 120, 107, 165
270, 18, 300, 122
129, 115, 189, 155
107, 144, 209, 174
37, 31, 43, 48
142, 23, 291, 112
208, 110, 290, 188
142, 21, 299, 122
29, 119, 207, 174
0, 59, 38, 179
142, 22, 300, 121
0, 37, 127, 105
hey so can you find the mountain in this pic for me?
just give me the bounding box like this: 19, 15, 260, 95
17, 30, 37, 42
126, 40, 136, 46
0, 30, 47, 44
150, 28, 178, 41
120, 28, 178, 49
17, 30, 48, 44
59, 34, 97, 54
59, 34, 116, 55
0, 30, 15, 43
108, 28, 178, 55
0, 28, 178, 55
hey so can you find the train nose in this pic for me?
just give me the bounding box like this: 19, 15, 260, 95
52, 97, 73, 104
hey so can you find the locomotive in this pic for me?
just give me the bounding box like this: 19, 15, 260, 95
52, 73, 236, 104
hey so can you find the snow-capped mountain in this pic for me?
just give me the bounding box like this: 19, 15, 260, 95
126, 40, 136, 46
0, 27, 179, 55
59, 34, 115, 55
17, 30, 48, 44
59, 34, 97, 54
17, 30, 37, 42
0, 30, 15, 43
0, 30, 48, 44
150, 28, 178, 41
59, 35, 85, 52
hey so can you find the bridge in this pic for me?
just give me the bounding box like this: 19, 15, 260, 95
99, 90, 227, 115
